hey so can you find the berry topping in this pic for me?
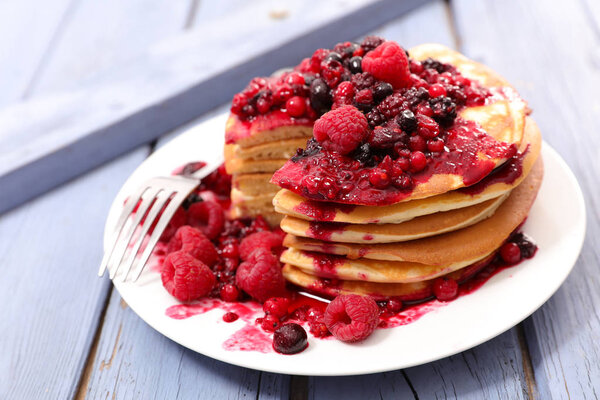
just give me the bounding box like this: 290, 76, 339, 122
167, 226, 218, 266
259, 314, 280, 332
310, 78, 332, 114
324, 294, 379, 342
312, 105, 369, 155
273, 323, 308, 354
239, 231, 284, 260
361, 41, 411, 89
432, 277, 459, 301
161, 251, 216, 302
235, 248, 286, 302
360, 35, 385, 53
500, 242, 522, 264
263, 297, 291, 319
187, 201, 225, 240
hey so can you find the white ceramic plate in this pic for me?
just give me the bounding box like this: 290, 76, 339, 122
104, 113, 586, 376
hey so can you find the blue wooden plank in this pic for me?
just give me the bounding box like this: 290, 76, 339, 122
81, 290, 265, 400
0, 148, 148, 400
452, 0, 600, 398
0, 0, 431, 215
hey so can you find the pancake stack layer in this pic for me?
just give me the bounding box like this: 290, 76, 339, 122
224, 114, 313, 226
266, 44, 544, 301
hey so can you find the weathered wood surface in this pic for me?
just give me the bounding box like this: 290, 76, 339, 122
2, 0, 599, 399
0, 0, 430, 215
452, 0, 600, 398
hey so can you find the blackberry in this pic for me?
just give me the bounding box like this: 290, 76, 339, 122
182, 193, 202, 210
377, 92, 406, 119
446, 85, 467, 106
404, 87, 429, 107
354, 143, 377, 166
366, 110, 385, 127
309, 78, 332, 114
422, 57, 450, 73
348, 56, 363, 74
361, 35, 385, 53
372, 82, 393, 102
398, 109, 417, 133
291, 138, 322, 161
430, 97, 457, 126
511, 233, 537, 259
351, 72, 375, 90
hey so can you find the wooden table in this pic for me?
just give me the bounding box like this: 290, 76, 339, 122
1, 1, 598, 398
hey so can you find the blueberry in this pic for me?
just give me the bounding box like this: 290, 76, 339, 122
372, 82, 393, 102
398, 109, 417, 132
325, 51, 343, 63
348, 56, 362, 74
309, 78, 332, 114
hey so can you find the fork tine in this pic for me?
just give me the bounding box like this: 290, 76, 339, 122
130, 189, 190, 282
98, 185, 151, 277
107, 187, 161, 280
120, 189, 174, 282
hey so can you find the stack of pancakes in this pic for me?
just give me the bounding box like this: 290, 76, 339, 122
269, 45, 544, 301
224, 115, 312, 226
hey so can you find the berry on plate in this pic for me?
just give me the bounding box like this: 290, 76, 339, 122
161, 251, 216, 302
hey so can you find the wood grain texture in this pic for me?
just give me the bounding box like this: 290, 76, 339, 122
0, 148, 147, 400
452, 0, 600, 398
81, 290, 267, 400
0, 0, 74, 106
0, 0, 430, 215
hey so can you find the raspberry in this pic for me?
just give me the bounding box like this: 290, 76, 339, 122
167, 226, 218, 266
161, 251, 216, 302
235, 248, 286, 302
312, 105, 369, 155
432, 277, 459, 301
263, 297, 290, 319
362, 41, 410, 89
239, 231, 283, 260
324, 294, 379, 342
187, 201, 224, 240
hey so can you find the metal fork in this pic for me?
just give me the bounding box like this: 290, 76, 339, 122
98, 158, 222, 282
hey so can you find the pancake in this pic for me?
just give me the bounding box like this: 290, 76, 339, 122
225, 157, 288, 175
283, 155, 543, 265
225, 137, 309, 161
230, 206, 282, 226
232, 173, 279, 196
282, 252, 495, 301
225, 112, 313, 148
231, 188, 275, 208
279, 192, 507, 243
273, 117, 541, 224
280, 247, 492, 283
270, 44, 529, 206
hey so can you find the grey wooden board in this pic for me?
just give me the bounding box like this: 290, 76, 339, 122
0, 148, 148, 400
0, 0, 430, 215
0, 0, 73, 106
452, 0, 600, 398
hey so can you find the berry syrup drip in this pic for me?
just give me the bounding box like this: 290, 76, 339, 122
308, 251, 344, 278
293, 200, 356, 222
459, 145, 529, 196
307, 221, 349, 241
